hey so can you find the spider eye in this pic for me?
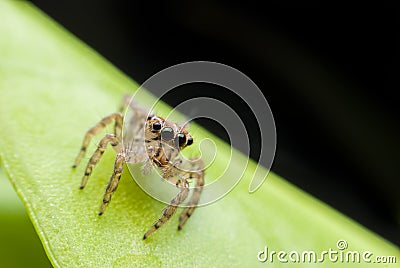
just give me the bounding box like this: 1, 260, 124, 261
186, 137, 193, 146
175, 133, 187, 147
147, 114, 154, 120
152, 122, 162, 131
161, 127, 174, 141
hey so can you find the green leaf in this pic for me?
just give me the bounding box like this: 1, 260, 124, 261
0, 1, 398, 267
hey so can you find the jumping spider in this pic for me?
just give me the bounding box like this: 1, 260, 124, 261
72, 97, 204, 239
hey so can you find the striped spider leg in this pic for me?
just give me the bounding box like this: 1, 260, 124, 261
142, 116, 205, 239
72, 97, 204, 239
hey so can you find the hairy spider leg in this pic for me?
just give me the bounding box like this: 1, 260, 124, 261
143, 180, 190, 239
178, 167, 204, 230
79, 133, 120, 189
72, 112, 123, 168
98, 153, 126, 215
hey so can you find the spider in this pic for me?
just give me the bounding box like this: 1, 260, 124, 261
72, 96, 204, 239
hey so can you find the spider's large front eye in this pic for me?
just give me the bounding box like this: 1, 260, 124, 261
152, 122, 162, 131
175, 133, 187, 147
186, 137, 193, 146
161, 127, 174, 141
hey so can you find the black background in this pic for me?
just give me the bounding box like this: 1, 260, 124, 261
30, 1, 399, 245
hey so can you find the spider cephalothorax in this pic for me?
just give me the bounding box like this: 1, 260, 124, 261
72, 97, 204, 239
145, 115, 193, 169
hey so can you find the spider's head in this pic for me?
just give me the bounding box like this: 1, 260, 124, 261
146, 115, 193, 150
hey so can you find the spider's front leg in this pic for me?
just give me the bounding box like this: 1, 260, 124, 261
178, 166, 204, 230
143, 179, 190, 239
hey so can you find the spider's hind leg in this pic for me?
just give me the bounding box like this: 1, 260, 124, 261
72, 112, 123, 168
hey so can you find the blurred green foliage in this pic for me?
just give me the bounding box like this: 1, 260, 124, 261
0, 167, 51, 267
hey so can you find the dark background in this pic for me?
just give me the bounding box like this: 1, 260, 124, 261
30, 1, 399, 245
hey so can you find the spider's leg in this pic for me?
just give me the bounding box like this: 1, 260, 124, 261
143, 180, 189, 239
119, 94, 132, 113
98, 152, 126, 215
72, 112, 123, 168
178, 168, 204, 230
79, 134, 119, 189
